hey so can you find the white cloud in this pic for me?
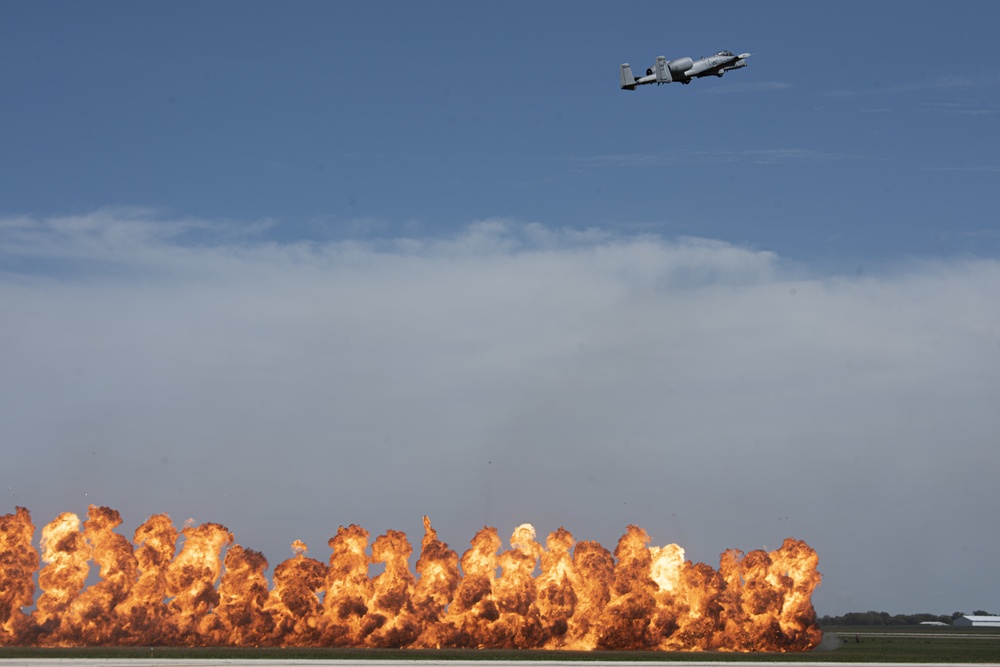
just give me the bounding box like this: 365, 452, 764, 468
573, 148, 873, 168
922, 101, 1000, 116
688, 148, 874, 164
698, 80, 793, 95
878, 73, 1000, 95
925, 165, 1000, 173
2, 210, 999, 617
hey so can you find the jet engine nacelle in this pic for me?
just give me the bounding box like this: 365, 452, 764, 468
667, 57, 693, 74
648, 56, 693, 82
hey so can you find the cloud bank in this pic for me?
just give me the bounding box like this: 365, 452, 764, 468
2, 210, 998, 616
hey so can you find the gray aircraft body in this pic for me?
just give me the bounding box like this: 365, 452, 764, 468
620, 50, 750, 89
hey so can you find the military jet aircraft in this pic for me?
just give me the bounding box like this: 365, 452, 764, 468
620, 50, 751, 89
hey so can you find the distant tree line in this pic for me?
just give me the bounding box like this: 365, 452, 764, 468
818, 610, 994, 626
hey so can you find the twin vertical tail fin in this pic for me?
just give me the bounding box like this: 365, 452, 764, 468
654, 55, 672, 83
621, 56, 672, 89
620, 63, 637, 90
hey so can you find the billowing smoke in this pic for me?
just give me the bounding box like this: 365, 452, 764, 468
3, 211, 1000, 616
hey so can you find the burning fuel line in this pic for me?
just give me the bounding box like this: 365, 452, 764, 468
0, 506, 821, 650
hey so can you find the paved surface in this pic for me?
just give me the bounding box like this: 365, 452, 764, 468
1, 661, 998, 667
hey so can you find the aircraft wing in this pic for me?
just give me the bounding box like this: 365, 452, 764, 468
620, 63, 658, 89
728, 52, 752, 68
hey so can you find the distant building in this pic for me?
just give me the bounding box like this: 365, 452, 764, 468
954, 615, 1000, 627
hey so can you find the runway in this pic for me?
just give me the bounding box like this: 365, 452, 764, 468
1, 661, 998, 667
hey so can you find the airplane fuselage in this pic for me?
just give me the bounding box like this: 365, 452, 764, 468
620, 50, 750, 89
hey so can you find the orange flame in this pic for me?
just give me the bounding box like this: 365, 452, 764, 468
0, 506, 821, 650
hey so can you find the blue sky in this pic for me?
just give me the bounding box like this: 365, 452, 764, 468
5, 1, 1000, 260
2, 1, 1000, 620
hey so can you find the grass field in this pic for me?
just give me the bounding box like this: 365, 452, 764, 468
2, 628, 999, 663
810, 626, 1000, 663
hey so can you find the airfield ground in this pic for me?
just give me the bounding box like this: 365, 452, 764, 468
1, 628, 998, 664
